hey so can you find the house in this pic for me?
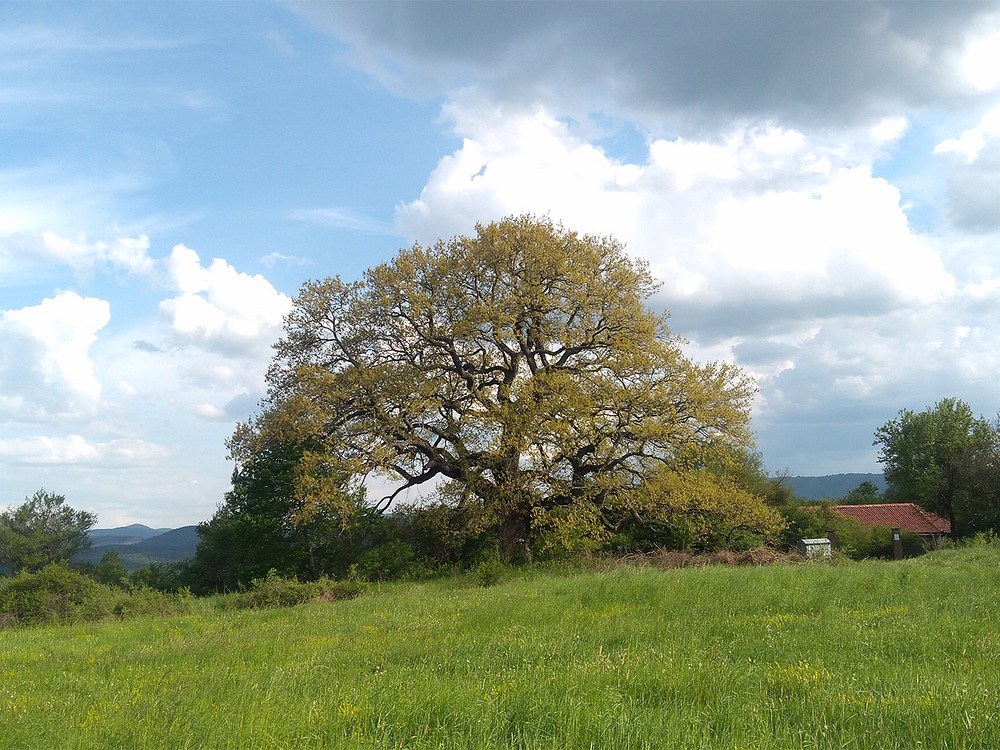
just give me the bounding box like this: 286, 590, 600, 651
829, 503, 951, 538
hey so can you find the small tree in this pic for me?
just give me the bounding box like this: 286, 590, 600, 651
0, 490, 97, 575
839, 481, 883, 505
93, 551, 129, 587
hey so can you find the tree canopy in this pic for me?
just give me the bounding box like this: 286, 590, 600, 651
875, 397, 998, 536
0, 489, 96, 575
229, 215, 781, 560
192, 438, 371, 591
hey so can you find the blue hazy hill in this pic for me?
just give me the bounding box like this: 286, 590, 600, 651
78, 525, 199, 570
88, 524, 172, 547
785, 473, 886, 501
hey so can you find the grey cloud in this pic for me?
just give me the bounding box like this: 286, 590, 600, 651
942, 145, 1000, 232
657, 283, 901, 344
732, 339, 798, 367
946, 172, 1000, 232
294, 1, 998, 131
751, 346, 906, 474
224, 392, 260, 420
133, 339, 164, 353
748, 296, 1000, 473
754, 410, 885, 475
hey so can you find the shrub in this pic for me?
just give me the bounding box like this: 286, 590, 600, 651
112, 586, 196, 619
865, 525, 926, 558
93, 551, 129, 587
960, 529, 1000, 548
614, 547, 800, 570
0, 563, 198, 629
356, 540, 417, 581
392, 498, 492, 569
0, 563, 105, 626
469, 554, 506, 587
129, 562, 193, 593
228, 570, 365, 610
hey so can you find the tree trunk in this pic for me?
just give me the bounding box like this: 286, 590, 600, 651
497, 507, 533, 564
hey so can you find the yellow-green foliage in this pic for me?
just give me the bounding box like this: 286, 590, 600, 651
531, 503, 610, 553
638, 468, 787, 550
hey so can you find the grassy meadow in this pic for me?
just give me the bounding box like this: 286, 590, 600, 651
2, 547, 999, 749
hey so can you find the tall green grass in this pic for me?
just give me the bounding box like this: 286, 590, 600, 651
2, 547, 999, 749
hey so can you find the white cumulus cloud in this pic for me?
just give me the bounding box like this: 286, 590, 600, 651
960, 25, 1000, 92
40, 231, 156, 277
397, 108, 953, 340
1, 227, 157, 287
935, 105, 1000, 163
0, 291, 110, 420
159, 244, 292, 356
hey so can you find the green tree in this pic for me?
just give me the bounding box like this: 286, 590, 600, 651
874, 398, 994, 536
235, 215, 773, 560
190, 437, 366, 590
128, 562, 191, 593
839, 481, 883, 505
93, 551, 129, 587
953, 421, 1000, 534
0, 490, 97, 575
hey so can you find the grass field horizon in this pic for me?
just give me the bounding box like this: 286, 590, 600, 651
3, 546, 999, 749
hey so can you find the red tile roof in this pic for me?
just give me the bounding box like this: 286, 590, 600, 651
830, 503, 951, 535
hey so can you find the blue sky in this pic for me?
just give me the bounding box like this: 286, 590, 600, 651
3, 1, 1000, 527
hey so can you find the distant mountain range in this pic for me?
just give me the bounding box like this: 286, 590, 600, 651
88, 523, 173, 546
77, 524, 200, 571
784, 473, 886, 501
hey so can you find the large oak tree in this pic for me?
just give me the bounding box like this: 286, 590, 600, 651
231, 216, 779, 558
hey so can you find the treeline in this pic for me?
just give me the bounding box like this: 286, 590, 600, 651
0, 491, 369, 627
3, 409, 998, 615
188, 455, 787, 593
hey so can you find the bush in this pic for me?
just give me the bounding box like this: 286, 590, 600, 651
129, 562, 193, 593
93, 551, 129, 587
112, 585, 196, 619
468, 551, 506, 587
0, 563, 197, 629
960, 529, 1000, 548
0, 563, 106, 626
621, 547, 801, 569
865, 525, 926, 558
356, 540, 418, 581
227, 570, 365, 610
392, 498, 492, 569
